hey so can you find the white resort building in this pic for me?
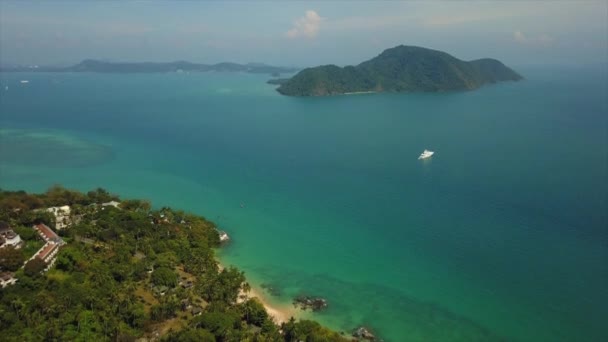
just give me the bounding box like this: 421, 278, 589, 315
101, 201, 121, 208
0, 272, 17, 288
30, 223, 66, 271
0, 221, 22, 249
46, 205, 71, 229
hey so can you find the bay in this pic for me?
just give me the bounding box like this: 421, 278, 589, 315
0, 66, 606, 341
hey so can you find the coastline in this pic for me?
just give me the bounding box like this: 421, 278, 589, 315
242, 286, 298, 324
217, 260, 299, 324
342, 90, 377, 95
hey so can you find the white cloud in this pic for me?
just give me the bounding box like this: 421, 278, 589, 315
513, 31, 555, 47
285, 10, 322, 39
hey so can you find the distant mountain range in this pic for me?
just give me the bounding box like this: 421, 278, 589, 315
276, 45, 523, 96
0, 59, 298, 74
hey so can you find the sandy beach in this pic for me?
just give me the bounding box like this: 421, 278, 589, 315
218, 260, 298, 324
240, 286, 298, 324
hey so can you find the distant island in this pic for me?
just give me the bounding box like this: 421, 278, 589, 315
277, 45, 523, 96
0, 60, 298, 75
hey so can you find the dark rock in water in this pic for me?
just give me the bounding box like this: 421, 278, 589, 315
292, 295, 328, 312
352, 326, 377, 341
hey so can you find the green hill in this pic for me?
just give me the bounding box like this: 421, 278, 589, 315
277, 45, 522, 96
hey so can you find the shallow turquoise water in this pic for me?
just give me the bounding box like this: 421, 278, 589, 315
0, 68, 606, 341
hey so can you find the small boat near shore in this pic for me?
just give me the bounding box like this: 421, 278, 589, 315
418, 149, 434, 159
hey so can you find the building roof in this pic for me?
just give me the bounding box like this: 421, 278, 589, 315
37, 243, 57, 261
0, 272, 14, 281
35, 224, 61, 242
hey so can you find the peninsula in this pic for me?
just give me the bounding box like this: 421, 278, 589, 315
277, 45, 522, 96
0, 187, 349, 341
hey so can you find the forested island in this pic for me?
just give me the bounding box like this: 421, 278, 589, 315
0, 187, 352, 341
277, 45, 522, 96
0, 60, 297, 75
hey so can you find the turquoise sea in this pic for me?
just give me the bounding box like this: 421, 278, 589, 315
0, 67, 606, 341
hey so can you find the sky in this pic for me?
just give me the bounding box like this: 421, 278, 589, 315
1, 1, 607, 67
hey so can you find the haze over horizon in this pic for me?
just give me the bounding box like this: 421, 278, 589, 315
1, 1, 607, 68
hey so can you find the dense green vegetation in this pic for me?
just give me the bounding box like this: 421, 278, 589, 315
0, 187, 350, 341
277, 45, 523, 96
0, 246, 24, 272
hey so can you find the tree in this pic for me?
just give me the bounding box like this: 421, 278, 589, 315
120, 199, 151, 212
24, 258, 47, 276
151, 267, 178, 287
12, 226, 37, 240
241, 298, 268, 327
198, 266, 245, 304
282, 319, 348, 342
55, 246, 86, 272
150, 296, 179, 321
0, 246, 25, 271
86, 187, 114, 204
194, 311, 240, 339
163, 328, 215, 342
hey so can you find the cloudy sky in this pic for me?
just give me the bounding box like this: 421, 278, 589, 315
1, 1, 606, 67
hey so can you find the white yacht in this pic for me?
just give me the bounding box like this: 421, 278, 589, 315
418, 149, 434, 159
20, 80, 29, 84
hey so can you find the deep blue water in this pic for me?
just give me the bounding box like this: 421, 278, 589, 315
0, 66, 607, 341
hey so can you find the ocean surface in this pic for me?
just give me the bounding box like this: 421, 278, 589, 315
0, 67, 606, 341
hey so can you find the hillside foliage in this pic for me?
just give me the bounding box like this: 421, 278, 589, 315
277, 45, 522, 96
0, 187, 349, 342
